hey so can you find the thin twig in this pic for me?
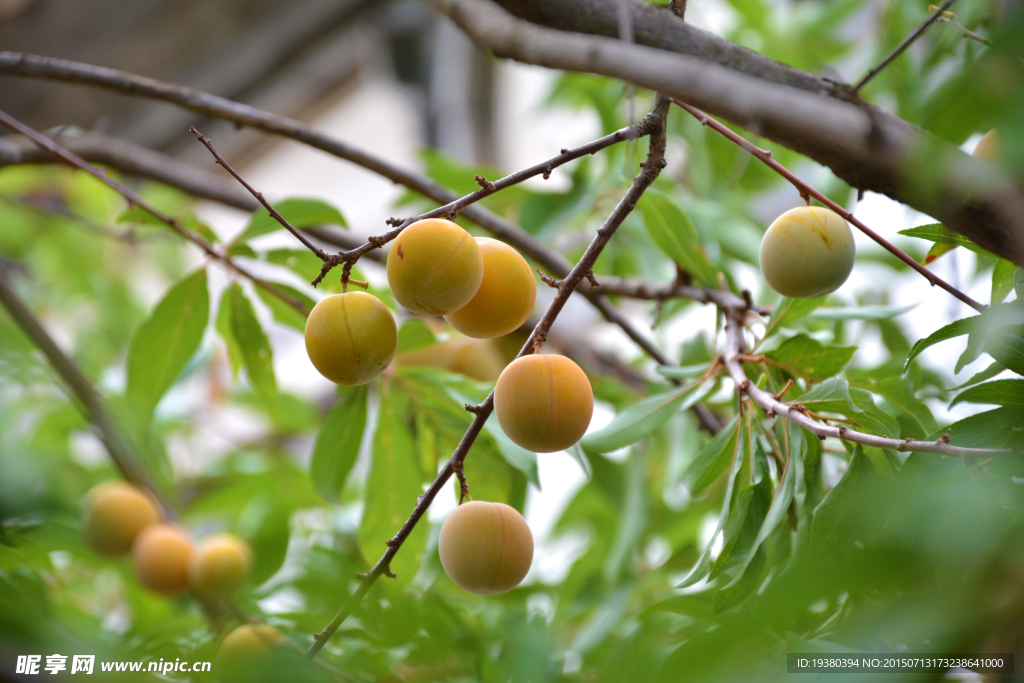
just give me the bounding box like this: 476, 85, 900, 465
190, 127, 330, 263
0, 109, 309, 316
851, 0, 957, 93
722, 306, 1009, 459
672, 100, 987, 313
305, 97, 672, 661
935, 15, 991, 45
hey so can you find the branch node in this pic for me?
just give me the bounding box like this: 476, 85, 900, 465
385, 538, 399, 548
385, 217, 405, 227
464, 403, 485, 414
531, 332, 547, 353
585, 270, 600, 287
474, 175, 496, 191
537, 270, 561, 289
939, 433, 952, 444
367, 235, 386, 249
383, 567, 397, 580
542, 166, 553, 180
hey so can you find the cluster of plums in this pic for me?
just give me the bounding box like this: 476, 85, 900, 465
303, 218, 596, 595
758, 129, 1001, 299
83, 481, 252, 599
84, 482, 282, 670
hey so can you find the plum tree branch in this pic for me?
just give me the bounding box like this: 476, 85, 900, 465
722, 306, 1011, 459
423, 0, 1024, 268
671, 100, 987, 313
305, 97, 671, 660
190, 126, 331, 263
0, 53, 751, 396
0, 108, 309, 316
0, 131, 259, 211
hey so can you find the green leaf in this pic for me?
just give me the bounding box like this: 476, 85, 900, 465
676, 419, 745, 589
581, 379, 715, 453
939, 407, 1024, 449
225, 283, 277, 412
216, 288, 242, 380
765, 335, 856, 380
952, 379, 1024, 409
484, 417, 541, 489
905, 315, 982, 371
181, 213, 219, 245
640, 191, 721, 289
849, 388, 901, 439
798, 377, 860, 414
396, 319, 440, 355
684, 417, 741, 494
855, 377, 938, 439
360, 387, 427, 588
951, 362, 1005, 390
808, 303, 916, 321
811, 446, 871, 547
898, 223, 994, 257
253, 283, 314, 332
234, 198, 346, 244
309, 387, 368, 502
125, 269, 209, 424
758, 296, 825, 347
992, 261, 1018, 305
923, 240, 957, 264
986, 333, 1024, 376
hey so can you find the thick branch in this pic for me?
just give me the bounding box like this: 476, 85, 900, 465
0, 109, 309, 316
0, 131, 258, 212
306, 98, 672, 660
423, 0, 1024, 268
722, 307, 1009, 460
0, 274, 173, 518
0, 53, 729, 387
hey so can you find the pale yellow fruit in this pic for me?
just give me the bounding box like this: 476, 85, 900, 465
445, 238, 536, 339
386, 218, 484, 315
759, 206, 855, 299
304, 292, 397, 385
83, 481, 161, 557
188, 533, 252, 599
218, 624, 289, 679
494, 354, 594, 452
132, 524, 193, 596
438, 501, 533, 595
972, 129, 1000, 163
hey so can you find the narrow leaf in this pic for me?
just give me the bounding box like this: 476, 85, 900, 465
640, 191, 721, 288
309, 386, 368, 502
226, 283, 277, 412
898, 223, 994, 256
951, 379, 1024, 409
359, 388, 427, 588
396, 319, 440, 355
684, 417, 741, 494
904, 316, 982, 371
992, 260, 1018, 305
581, 379, 714, 453
758, 296, 825, 347
809, 303, 916, 321
126, 269, 209, 424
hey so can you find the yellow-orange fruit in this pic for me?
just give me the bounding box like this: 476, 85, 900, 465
304, 291, 397, 385
132, 524, 193, 596
759, 206, 855, 299
395, 338, 459, 370
972, 129, 1000, 163
386, 218, 483, 316
188, 533, 252, 599
218, 624, 289, 677
449, 339, 505, 382
83, 482, 161, 557
396, 337, 506, 382
445, 238, 536, 338
438, 501, 533, 595
494, 354, 594, 452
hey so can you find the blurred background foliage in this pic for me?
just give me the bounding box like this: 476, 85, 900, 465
1, 0, 1024, 681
